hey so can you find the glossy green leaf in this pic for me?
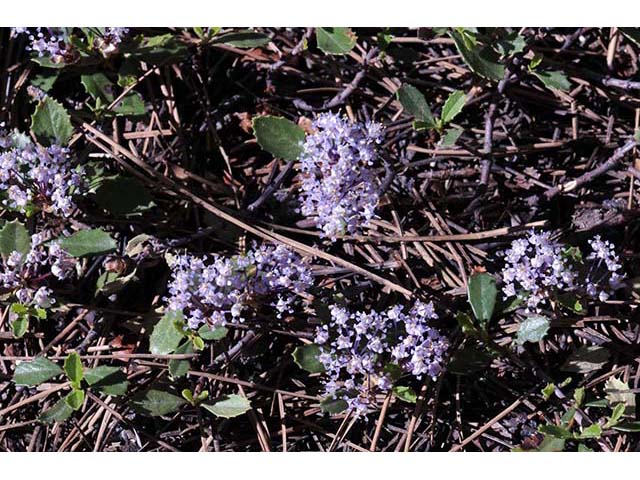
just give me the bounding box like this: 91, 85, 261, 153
169, 341, 193, 379
85, 366, 129, 396
450, 30, 504, 81
132, 389, 186, 417
57, 229, 117, 258
149, 310, 186, 355
0, 220, 31, 259
63, 352, 83, 387
467, 272, 497, 327
392, 386, 417, 403
316, 27, 356, 55
320, 395, 349, 414
213, 31, 270, 48
562, 346, 610, 374
39, 398, 73, 423
252, 116, 305, 161
533, 71, 571, 91
14, 357, 63, 386
30, 96, 73, 146
516, 315, 550, 345
198, 324, 228, 341
95, 176, 154, 216
65, 389, 85, 410
396, 84, 436, 128
440, 90, 466, 124
202, 394, 251, 418
292, 344, 325, 373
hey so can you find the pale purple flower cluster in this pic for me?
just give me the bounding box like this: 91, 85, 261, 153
165, 244, 313, 330
298, 113, 384, 240
0, 232, 77, 308
585, 235, 624, 302
315, 301, 448, 415
10, 28, 69, 59
0, 136, 85, 217
501, 231, 576, 311
501, 231, 625, 309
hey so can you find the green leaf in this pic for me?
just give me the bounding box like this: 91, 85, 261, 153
113, 92, 146, 117
440, 127, 463, 147
57, 229, 117, 258
605, 377, 635, 417
31, 72, 59, 92
85, 366, 129, 396
149, 310, 186, 355
533, 71, 571, 91
440, 90, 466, 125
557, 293, 584, 314
130, 34, 188, 65
450, 30, 505, 81
396, 84, 436, 128
612, 421, 640, 432
132, 389, 186, 417
81, 73, 114, 103
202, 394, 252, 419
11, 315, 29, 338
0, 220, 31, 259
537, 436, 565, 452
182, 389, 194, 404
252, 116, 305, 161
316, 27, 357, 55
576, 423, 601, 439
467, 272, 497, 327
169, 341, 193, 379
542, 382, 555, 400
607, 402, 626, 427
212, 31, 271, 48
392, 386, 417, 403
63, 352, 83, 387
198, 324, 228, 341
95, 176, 154, 216
455, 311, 476, 335
292, 344, 325, 373
495, 31, 527, 57
14, 357, 63, 386
561, 346, 610, 374
30, 97, 73, 146
320, 395, 349, 414
578, 443, 594, 452
39, 398, 73, 423
65, 389, 85, 410
538, 424, 572, 439
516, 315, 550, 345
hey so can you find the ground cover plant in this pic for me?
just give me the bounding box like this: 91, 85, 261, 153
0, 27, 639, 452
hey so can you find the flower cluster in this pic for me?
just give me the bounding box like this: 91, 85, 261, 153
501, 231, 576, 311
315, 301, 448, 415
298, 113, 384, 240
0, 134, 85, 217
0, 232, 77, 309
11, 28, 69, 60
585, 235, 624, 301
501, 231, 625, 310
11, 27, 129, 61
94, 28, 130, 57
165, 243, 313, 330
